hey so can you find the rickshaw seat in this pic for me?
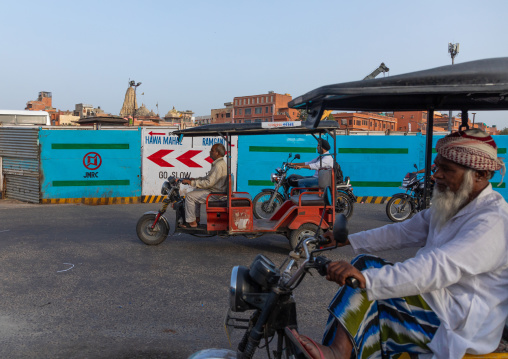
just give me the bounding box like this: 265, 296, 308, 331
207, 193, 251, 208
290, 169, 333, 206
207, 193, 228, 209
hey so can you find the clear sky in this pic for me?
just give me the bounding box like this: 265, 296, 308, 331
2, 0, 508, 129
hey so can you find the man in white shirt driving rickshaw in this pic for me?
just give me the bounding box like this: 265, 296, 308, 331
288, 129, 508, 359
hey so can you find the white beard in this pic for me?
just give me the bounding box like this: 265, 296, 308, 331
430, 169, 474, 231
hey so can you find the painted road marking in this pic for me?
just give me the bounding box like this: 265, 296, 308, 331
57, 263, 75, 273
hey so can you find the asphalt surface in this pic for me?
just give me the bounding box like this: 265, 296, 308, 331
0, 199, 418, 359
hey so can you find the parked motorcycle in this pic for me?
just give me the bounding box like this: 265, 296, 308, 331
386, 164, 434, 222
189, 189, 357, 359
253, 154, 356, 220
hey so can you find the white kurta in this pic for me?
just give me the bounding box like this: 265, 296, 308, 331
349, 185, 508, 359
305, 152, 334, 177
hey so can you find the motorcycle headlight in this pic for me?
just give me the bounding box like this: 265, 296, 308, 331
249, 254, 277, 289
229, 266, 260, 312
161, 181, 171, 195
270, 173, 280, 183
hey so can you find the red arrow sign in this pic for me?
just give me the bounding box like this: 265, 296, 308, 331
176, 150, 202, 168
149, 131, 165, 136
147, 149, 174, 167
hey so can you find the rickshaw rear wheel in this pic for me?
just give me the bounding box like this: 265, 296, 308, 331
136, 214, 169, 245
289, 224, 318, 250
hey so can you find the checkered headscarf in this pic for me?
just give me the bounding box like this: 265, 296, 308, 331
436, 129, 505, 186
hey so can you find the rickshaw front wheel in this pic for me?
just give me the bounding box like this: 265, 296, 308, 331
289, 224, 318, 250
136, 214, 170, 245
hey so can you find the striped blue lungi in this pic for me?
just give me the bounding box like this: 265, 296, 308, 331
322, 255, 441, 359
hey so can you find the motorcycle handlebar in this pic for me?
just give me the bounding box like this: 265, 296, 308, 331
314, 256, 360, 289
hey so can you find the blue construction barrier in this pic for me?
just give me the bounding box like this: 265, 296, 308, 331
39, 129, 141, 201
236, 134, 507, 200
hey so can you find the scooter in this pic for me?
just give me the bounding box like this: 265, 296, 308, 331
189, 188, 357, 359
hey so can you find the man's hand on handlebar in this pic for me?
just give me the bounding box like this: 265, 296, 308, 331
326, 261, 366, 289
321, 231, 350, 248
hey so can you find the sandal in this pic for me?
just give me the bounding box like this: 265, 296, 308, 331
285, 327, 325, 359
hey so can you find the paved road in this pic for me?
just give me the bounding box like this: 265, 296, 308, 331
0, 200, 417, 358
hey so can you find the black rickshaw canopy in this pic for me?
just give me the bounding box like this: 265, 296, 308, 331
172, 120, 339, 137
288, 57, 508, 128
288, 57, 508, 209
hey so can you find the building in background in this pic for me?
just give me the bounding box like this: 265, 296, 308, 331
162, 106, 194, 128
25, 91, 56, 114
393, 111, 499, 134
232, 92, 298, 123
211, 102, 233, 124
333, 112, 397, 132
74, 103, 105, 118
194, 115, 212, 125
53, 110, 80, 126
132, 104, 161, 126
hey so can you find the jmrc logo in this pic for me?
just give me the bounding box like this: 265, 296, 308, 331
83, 152, 102, 170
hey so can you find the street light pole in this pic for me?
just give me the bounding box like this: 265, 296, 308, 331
447, 43, 459, 132
129, 80, 142, 126
472, 112, 476, 129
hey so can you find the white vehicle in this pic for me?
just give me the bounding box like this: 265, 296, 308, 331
0, 110, 51, 126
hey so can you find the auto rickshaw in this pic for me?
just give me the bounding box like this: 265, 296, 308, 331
136, 121, 340, 249
286, 57, 508, 358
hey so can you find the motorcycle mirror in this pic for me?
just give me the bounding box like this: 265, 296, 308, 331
295, 154, 300, 160
178, 134, 184, 143
414, 164, 418, 170
333, 214, 349, 244
323, 186, 333, 207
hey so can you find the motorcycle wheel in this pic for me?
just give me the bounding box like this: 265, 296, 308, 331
253, 191, 285, 219
136, 214, 169, 245
335, 192, 354, 219
289, 223, 318, 250
386, 195, 414, 222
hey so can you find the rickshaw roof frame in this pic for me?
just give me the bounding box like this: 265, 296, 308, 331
172, 121, 339, 138
287, 57, 508, 129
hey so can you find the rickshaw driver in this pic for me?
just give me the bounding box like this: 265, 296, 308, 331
290, 138, 334, 188
180, 143, 227, 228
289, 129, 508, 359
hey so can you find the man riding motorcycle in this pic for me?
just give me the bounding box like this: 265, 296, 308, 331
289, 138, 334, 188
290, 129, 508, 359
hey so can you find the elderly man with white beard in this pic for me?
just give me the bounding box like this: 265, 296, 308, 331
287, 129, 508, 359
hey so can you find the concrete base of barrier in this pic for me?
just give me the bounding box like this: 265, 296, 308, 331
356, 196, 391, 204
41, 197, 141, 205
39, 196, 392, 205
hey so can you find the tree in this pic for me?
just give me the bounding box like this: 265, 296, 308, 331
499, 127, 508, 135
297, 109, 309, 121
